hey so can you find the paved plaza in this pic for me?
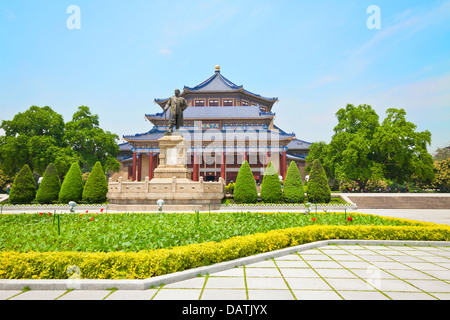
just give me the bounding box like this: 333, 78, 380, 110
2, 243, 450, 300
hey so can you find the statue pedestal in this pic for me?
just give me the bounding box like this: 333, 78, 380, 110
152, 134, 191, 180
107, 134, 225, 211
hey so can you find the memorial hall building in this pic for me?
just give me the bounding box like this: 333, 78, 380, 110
116, 66, 311, 184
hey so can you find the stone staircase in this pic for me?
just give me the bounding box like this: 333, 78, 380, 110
346, 195, 450, 209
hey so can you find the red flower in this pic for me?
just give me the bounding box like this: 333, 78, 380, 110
90, 217, 94, 221
311, 218, 316, 222
48, 212, 51, 216
79, 214, 82, 217
39, 212, 43, 216
100, 208, 104, 213
86, 210, 89, 214
347, 217, 353, 222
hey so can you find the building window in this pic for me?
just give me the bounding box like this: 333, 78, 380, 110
209, 100, 219, 106
195, 100, 205, 107
242, 101, 249, 106
223, 99, 233, 106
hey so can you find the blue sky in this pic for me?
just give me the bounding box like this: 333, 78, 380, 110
1, 0, 449, 152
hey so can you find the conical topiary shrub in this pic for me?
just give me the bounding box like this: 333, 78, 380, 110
59, 162, 83, 204
260, 161, 282, 203
82, 161, 108, 204
233, 161, 258, 203
283, 161, 305, 203
9, 164, 36, 204
307, 159, 331, 203
36, 163, 61, 204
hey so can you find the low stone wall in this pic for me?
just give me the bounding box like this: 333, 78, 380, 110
107, 176, 226, 210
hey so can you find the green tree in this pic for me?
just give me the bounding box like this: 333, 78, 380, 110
374, 108, 434, 187
59, 162, 84, 204
432, 159, 450, 192
433, 145, 450, 161
307, 159, 331, 203
0, 106, 65, 176
9, 164, 36, 204
36, 163, 61, 204
82, 161, 108, 203
64, 106, 120, 173
306, 105, 434, 191
233, 161, 258, 203
260, 161, 282, 203
283, 161, 305, 203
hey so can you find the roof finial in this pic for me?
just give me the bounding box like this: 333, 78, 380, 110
215, 65, 220, 73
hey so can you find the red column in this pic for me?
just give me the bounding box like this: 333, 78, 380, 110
137, 154, 142, 181
244, 150, 248, 163
281, 151, 287, 179
193, 152, 199, 181
132, 152, 137, 181
221, 152, 226, 180
148, 152, 153, 180
266, 151, 270, 165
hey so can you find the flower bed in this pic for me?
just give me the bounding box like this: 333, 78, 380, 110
0, 212, 449, 280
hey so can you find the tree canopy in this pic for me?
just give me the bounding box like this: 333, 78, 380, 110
0, 105, 120, 177
306, 104, 434, 191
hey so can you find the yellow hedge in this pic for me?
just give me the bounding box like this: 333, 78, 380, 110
1, 224, 450, 280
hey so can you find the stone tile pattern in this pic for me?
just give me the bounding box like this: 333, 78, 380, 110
3, 245, 450, 300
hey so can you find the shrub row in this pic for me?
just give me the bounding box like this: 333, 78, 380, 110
1, 223, 449, 280
9, 161, 107, 205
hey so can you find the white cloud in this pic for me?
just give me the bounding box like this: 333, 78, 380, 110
158, 48, 172, 56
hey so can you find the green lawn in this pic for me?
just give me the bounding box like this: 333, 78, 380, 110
0, 212, 425, 253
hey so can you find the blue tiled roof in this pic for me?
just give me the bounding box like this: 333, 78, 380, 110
286, 138, 312, 150
184, 71, 242, 92
155, 71, 278, 103
146, 105, 275, 120
123, 125, 295, 141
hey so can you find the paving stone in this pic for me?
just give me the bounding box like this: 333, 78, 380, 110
386, 292, 437, 300
8, 290, 66, 300
57, 290, 110, 300
275, 260, 310, 268
403, 262, 448, 271
201, 289, 247, 300
339, 291, 390, 300
325, 278, 376, 291
387, 269, 436, 280
370, 279, 421, 292
279, 268, 319, 278
204, 277, 246, 289
407, 280, 450, 293
104, 289, 158, 300
314, 268, 358, 279
293, 290, 343, 300
247, 289, 295, 300
0, 291, 23, 300
162, 277, 206, 289
210, 267, 244, 277
246, 277, 289, 290
245, 267, 282, 278
153, 289, 201, 300
285, 278, 332, 290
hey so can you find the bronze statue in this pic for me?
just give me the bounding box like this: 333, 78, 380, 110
164, 89, 188, 134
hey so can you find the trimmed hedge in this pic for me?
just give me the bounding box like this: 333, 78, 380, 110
8, 165, 36, 205
283, 161, 305, 203
1, 222, 449, 280
260, 161, 282, 203
36, 163, 61, 204
233, 161, 258, 203
307, 159, 331, 203
82, 161, 108, 204
59, 162, 83, 204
